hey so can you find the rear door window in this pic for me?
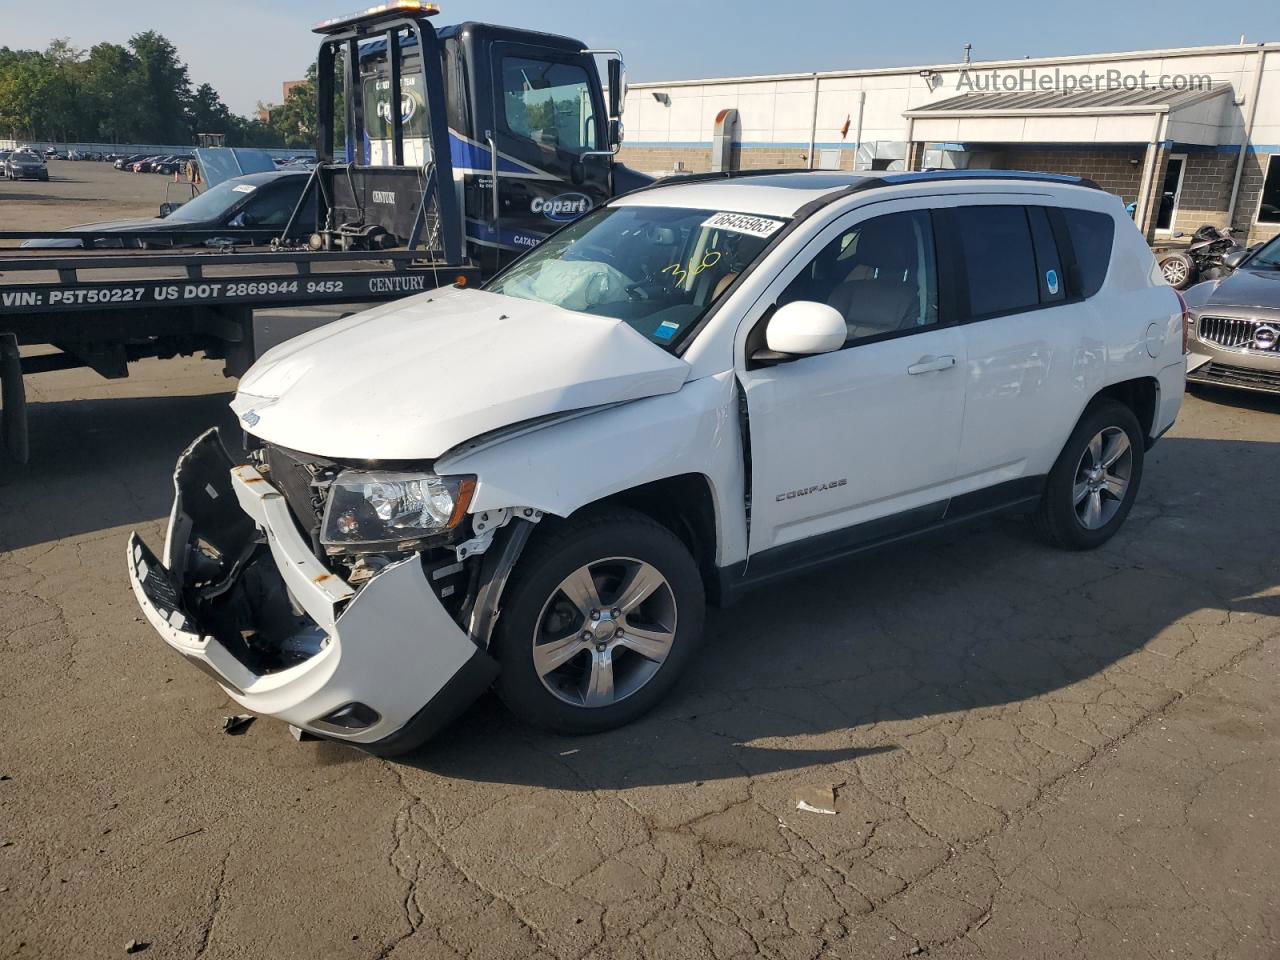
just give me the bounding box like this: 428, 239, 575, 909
952, 206, 1040, 319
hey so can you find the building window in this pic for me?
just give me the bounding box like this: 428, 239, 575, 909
1259, 155, 1280, 224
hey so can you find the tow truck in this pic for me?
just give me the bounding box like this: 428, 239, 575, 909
0, 0, 646, 463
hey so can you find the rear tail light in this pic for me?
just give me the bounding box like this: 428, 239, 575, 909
1176, 290, 1190, 355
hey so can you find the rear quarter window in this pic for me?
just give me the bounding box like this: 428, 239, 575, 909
1062, 209, 1115, 299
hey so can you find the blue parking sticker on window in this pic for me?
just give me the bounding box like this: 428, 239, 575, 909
1046, 269, 1060, 296
654, 320, 680, 341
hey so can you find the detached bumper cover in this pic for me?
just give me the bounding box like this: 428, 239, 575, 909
127, 430, 495, 751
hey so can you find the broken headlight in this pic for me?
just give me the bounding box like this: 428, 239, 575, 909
320, 470, 476, 553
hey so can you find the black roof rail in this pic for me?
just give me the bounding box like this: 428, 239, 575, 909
627, 167, 841, 196
873, 168, 1102, 190
635, 166, 1101, 198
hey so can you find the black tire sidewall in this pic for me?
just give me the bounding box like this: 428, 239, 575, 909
1042, 401, 1145, 549
493, 511, 705, 735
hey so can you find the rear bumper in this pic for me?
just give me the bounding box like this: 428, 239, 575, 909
127, 430, 495, 752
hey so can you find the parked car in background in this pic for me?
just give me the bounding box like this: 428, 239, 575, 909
4, 150, 49, 181
1185, 233, 1280, 394
152, 155, 194, 175
126, 170, 1186, 755
115, 154, 147, 170
21, 170, 314, 249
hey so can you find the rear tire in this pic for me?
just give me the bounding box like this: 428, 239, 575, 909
492, 508, 705, 735
1035, 400, 1145, 550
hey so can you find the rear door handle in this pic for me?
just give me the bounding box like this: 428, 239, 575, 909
907, 354, 957, 375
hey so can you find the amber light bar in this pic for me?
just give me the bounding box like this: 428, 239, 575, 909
314, 0, 440, 32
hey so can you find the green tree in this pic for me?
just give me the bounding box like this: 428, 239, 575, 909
266, 61, 342, 152
128, 31, 192, 142
0, 31, 300, 148
190, 82, 236, 138
79, 43, 147, 143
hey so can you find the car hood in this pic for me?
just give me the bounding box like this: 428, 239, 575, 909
19, 217, 168, 249
1185, 267, 1280, 311
230, 288, 691, 460
68, 217, 169, 232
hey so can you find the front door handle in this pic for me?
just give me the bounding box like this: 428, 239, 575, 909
907, 354, 957, 375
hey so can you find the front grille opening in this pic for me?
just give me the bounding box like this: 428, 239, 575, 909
1198, 316, 1280, 352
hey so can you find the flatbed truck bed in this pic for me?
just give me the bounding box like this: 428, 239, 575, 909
0, 242, 480, 464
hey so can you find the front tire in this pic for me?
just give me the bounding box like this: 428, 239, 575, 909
493, 509, 705, 735
1160, 252, 1197, 289
1035, 400, 1145, 550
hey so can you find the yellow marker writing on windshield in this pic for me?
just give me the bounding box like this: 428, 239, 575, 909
661, 250, 723, 285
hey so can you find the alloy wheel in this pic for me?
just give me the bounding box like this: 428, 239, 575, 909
1073, 426, 1133, 530
532, 557, 677, 708
1162, 259, 1188, 286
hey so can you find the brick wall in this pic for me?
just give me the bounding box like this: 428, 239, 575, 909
618, 143, 825, 175
1170, 152, 1236, 235
617, 144, 710, 175
1001, 145, 1147, 206
1233, 151, 1280, 247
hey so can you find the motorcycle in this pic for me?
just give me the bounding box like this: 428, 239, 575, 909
1158, 224, 1245, 290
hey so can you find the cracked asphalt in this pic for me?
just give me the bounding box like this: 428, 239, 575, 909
2, 355, 1278, 960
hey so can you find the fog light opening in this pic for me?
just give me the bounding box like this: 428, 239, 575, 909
314, 702, 381, 732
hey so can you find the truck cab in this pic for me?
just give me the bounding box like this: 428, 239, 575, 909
306, 1, 647, 270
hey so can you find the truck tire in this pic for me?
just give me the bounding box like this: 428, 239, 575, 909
1035, 399, 1144, 550
492, 508, 705, 735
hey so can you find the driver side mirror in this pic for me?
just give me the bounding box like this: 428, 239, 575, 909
1222, 249, 1250, 270
607, 58, 626, 121
752, 301, 847, 364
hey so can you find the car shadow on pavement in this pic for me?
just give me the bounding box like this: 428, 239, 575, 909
405, 431, 1280, 789
0, 389, 239, 551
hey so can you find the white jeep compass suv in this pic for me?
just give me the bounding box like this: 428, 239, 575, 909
128, 170, 1186, 754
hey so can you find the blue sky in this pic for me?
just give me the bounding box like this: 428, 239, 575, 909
5, 0, 1279, 115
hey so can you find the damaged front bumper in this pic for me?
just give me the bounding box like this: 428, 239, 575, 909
126, 430, 497, 754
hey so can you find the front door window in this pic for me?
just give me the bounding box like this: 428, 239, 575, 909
500, 57, 597, 155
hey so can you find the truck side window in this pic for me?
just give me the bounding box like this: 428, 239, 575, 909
501, 57, 597, 154
778, 211, 940, 346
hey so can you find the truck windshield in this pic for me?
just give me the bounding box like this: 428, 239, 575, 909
485, 205, 787, 349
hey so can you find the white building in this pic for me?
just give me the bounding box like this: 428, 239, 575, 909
618, 41, 1280, 244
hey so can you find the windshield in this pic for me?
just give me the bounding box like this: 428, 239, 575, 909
485, 205, 787, 350
1247, 235, 1280, 270
163, 179, 256, 223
